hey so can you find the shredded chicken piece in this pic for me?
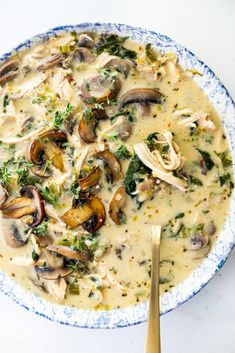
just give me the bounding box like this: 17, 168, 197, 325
11, 255, 34, 267
73, 146, 90, 177
134, 142, 187, 191
11, 72, 48, 98
45, 278, 67, 300
153, 131, 185, 170
175, 108, 216, 130
166, 61, 180, 85
1, 124, 51, 144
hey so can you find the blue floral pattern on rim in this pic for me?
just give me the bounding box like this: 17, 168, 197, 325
0, 23, 235, 329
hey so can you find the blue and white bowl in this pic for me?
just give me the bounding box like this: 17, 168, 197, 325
0, 23, 235, 329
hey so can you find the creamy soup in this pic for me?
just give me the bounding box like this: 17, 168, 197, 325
0, 32, 233, 310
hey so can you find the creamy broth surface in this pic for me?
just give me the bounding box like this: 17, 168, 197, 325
0, 32, 233, 309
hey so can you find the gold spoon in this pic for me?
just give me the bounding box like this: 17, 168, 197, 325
145, 225, 162, 353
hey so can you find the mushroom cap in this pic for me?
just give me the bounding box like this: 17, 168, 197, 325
61, 196, 106, 232
20, 185, 45, 227
1, 197, 36, 219
4, 222, 28, 248
103, 57, 132, 77
81, 74, 121, 103
109, 186, 127, 225
47, 245, 91, 262
0, 59, 19, 85
95, 150, 123, 183
0, 185, 8, 208
29, 128, 67, 166
38, 53, 64, 71
82, 196, 106, 233
78, 108, 107, 144
73, 47, 94, 63
118, 88, 163, 109
78, 33, 94, 48
78, 166, 102, 191
35, 266, 73, 280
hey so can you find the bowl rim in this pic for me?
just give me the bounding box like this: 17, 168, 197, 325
0, 22, 235, 329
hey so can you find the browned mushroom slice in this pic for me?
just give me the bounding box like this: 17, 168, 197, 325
38, 53, 64, 71
95, 150, 123, 183
35, 266, 73, 280
109, 186, 127, 225
61, 196, 106, 232
103, 57, 132, 77
29, 129, 67, 172
78, 33, 94, 48
78, 167, 102, 191
81, 74, 121, 103
47, 245, 90, 262
1, 197, 36, 218
118, 88, 163, 109
20, 186, 45, 227
79, 108, 107, 143
4, 222, 28, 248
61, 203, 94, 229
0, 185, 8, 208
0, 59, 19, 85
82, 197, 106, 233
73, 47, 94, 64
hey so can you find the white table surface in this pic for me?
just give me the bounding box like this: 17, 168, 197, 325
0, 0, 235, 352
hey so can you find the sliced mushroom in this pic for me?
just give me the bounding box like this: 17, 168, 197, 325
38, 53, 64, 71
78, 33, 94, 48
109, 186, 126, 225
61, 197, 106, 232
78, 108, 107, 143
94, 150, 123, 183
103, 57, 132, 77
73, 47, 94, 64
47, 245, 90, 262
118, 88, 163, 109
81, 74, 121, 103
35, 266, 72, 280
0, 59, 19, 85
43, 248, 64, 269
61, 202, 94, 229
63, 109, 78, 135
20, 116, 35, 135
4, 222, 28, 248
186, 233, 209, 251
82, 196, 106, 233
0, 185, 8, 207
1, 197, 36, 218
29, 129, 67, 172
20, 185, 45, 227
78, 166, 102, 191
136, 177, 158, 202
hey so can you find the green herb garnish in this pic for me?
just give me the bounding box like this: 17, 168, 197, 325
53, 103, 74, 128
114, 145, 132, 160
145, 43, 157, 63
96, 34, 137, 60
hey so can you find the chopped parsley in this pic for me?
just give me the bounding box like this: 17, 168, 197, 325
36, 184, 58, 205
31, 221, 48, 237
96, 34, 137, 60
0, 161, 11, 185
215, 150, 232, 169
3, 94, 10, 112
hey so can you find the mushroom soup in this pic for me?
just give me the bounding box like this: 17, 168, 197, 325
0, 32, 233, 309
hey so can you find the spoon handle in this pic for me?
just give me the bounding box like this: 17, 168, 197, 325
145, 225, 161, 353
